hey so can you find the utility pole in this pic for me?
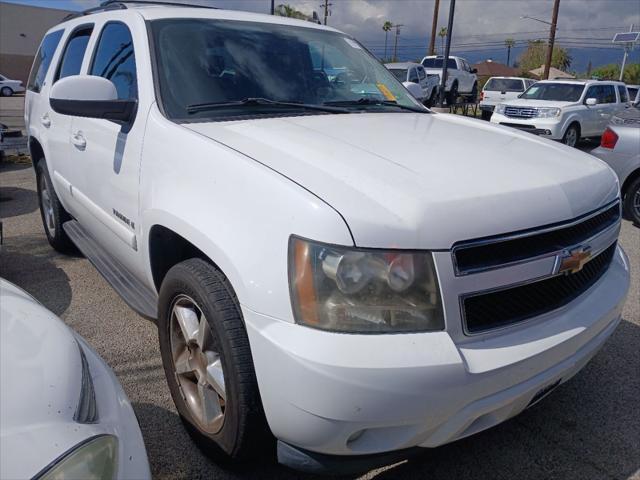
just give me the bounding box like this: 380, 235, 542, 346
393, 24, 404, 62
428, 0, 440, 56
543, 0, 560, 80
270, 0, 274, 15
320, 1, 332, 25
619, 24, 635, 81
438, 0, 455, 107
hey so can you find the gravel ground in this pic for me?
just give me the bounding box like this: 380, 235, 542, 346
1, 159, 638, 480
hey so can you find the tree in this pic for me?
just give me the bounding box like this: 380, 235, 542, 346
438, 27, 447, 55
504, 38, 515, 67
590, 63, 640, 84
275, 4, 307, 20
382, 21, 393, 61
517, 40, 572, 73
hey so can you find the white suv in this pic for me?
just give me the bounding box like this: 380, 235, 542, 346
26, 1, 629, 474
420, 55, 478, 104
480, 76, 537, 120
491, 79, 630, 147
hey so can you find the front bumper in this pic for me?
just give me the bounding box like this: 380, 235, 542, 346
75, 336, 151, 480
490, 113, 565, 139
244, 246, 629, 467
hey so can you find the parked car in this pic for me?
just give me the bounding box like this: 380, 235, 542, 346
0, 278, 151, 480
479, 76, 537, 120
386, 62, 440, 106
420, 55, 478, 104
591, 104, 640, 224
626, 84, 639, 104
0, 74, 25, 96
491, 79, 630, 147
26, 2, 629, 475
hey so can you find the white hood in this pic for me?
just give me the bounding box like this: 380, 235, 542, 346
185, 112, 618, 249
500, 98, 576, 108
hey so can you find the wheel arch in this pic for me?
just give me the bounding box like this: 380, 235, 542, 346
621, 167, 640, 200
29, 136, 45, 171
563, 119, 582, 138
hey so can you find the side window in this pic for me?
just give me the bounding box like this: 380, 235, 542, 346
417, 67, 426, 80
55, 26, 93, 82
27, 29, 64, 93
90, 22, 137, 100
601, 85, 616, 103
617, 85, 628, 103
408, 68, 419, 83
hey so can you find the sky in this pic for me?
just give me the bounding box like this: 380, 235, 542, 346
3, 0, 640, 71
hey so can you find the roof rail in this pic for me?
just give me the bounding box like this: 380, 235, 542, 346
63, 0, 217, 21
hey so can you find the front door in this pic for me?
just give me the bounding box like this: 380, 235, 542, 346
68, 20, 144, 274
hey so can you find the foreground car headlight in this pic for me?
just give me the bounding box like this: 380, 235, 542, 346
39, 435, 118, 480
536, 107, 561, 118
495, 104, 506, 114
288, 237, 444, 333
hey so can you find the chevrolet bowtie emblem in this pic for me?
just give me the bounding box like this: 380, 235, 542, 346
558, 246, 592, 274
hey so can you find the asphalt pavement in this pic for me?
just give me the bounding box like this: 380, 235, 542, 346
1, 157, 639, 480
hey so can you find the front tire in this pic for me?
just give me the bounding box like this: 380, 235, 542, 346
623, 176, 640, 225
35, 159, 74, 252
158, 258, 271, 463
562, 123, 580, 148
1, 87, 13, 97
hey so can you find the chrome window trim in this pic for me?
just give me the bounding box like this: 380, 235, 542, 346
451, 199, 621, 276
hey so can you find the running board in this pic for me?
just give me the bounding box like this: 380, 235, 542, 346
63, 220, 158, 319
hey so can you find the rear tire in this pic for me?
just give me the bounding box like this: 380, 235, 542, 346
561, 123, 580, 148
1, 87, 12, 97
469, 82, 478, 103
623, 176, 640, 225
425, 88, 437, 108
447, 82, 458, 106
158, 258, 272, 464
35, 159, 74, 253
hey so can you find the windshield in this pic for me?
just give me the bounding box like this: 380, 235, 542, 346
484, 78, 524, 92
421, 58, 457, 69
389, 69, 408, 83
520, 83, 584, 102
150, 19, 422, 120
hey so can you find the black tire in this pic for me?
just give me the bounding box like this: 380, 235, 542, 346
425, 87, 437, 108
561, 123, 580, 148
35, 159, 75, 253
158, 258, 272, 464
447, 82, 458, 106
622, 176, 640, 225
469, 82, 478, 103
481, 109, 492, 121
0, 87, 12, 97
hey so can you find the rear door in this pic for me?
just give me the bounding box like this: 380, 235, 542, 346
597, 84, 619, 131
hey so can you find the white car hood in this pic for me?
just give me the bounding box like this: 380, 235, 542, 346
185, 112, 618, 249
500, 98, 576, 108
0, 280, 82, 478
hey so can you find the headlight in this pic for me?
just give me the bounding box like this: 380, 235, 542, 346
495, 104, 506, 114
39, 435, 118, 480
536, 107, 561, 118
288, 237, 444, 333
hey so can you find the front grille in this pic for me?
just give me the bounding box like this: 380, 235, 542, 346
453, 202, 620, 274
504, 106, 537, 118
463, 242, 617, 334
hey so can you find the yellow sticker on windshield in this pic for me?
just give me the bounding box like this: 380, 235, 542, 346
376, 83, 397, 101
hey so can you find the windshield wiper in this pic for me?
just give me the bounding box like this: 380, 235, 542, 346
323, 98, 429, 113
187, 97, 350, 114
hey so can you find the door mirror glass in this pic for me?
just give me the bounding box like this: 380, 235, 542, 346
585, 97, 597, 106
49, 75, 137, 125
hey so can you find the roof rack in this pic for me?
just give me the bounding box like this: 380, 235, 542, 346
63, 0, 217, 21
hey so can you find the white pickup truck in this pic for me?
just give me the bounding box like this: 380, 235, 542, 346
26, 2, 629, 475
420, 55, 478, 104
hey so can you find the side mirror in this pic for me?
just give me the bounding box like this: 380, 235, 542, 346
585, 97, 597, 106
50, 75, 136, 126
471, 68, 478, 74
402, 81, 423, 100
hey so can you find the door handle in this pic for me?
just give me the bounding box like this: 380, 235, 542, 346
40, 113, 51, 128
71, 131, 86, 150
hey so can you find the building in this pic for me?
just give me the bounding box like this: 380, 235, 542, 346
0, 1, 72, 84
471, 60, 521, 78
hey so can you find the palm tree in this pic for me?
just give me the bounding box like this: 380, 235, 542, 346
438, 27, 447, 55
505, 38, 515, 66
382, 21, 393, 61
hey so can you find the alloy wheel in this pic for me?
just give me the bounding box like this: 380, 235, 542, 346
564, 128, 577, 147
170, 294, 226, 434
39, 173, 56, 237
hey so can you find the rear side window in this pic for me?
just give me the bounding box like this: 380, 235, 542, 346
90, 22, 138, 100
55, 26, 93, 82
617, 85, 628, 103
27, 29, 63, 93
